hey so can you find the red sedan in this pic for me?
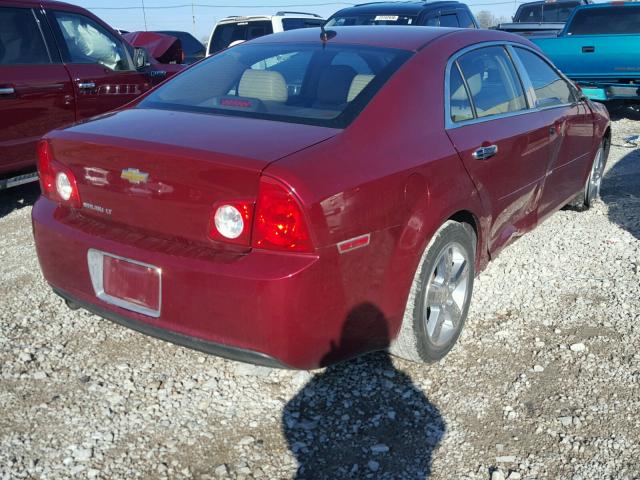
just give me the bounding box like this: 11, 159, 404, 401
32, 26, 610, 369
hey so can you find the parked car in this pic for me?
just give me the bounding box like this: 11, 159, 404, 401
32, 26, 610, 369
325, 1, 478, 28
495, 0, 590, 38
206, 12, 325, 55
0, 0, 181, 189
532, 2, 640, 102
153, 30, 205, 64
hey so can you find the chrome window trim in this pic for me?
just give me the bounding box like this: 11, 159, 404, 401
87, 249, 162, 318
445, 41, 578, 130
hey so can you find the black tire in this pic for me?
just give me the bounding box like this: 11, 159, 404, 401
391, 220, 476, 363
568, 140, 608, 211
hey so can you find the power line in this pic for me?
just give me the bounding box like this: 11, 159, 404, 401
86, 2, 357, 10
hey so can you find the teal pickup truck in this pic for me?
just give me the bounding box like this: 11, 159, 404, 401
532, 2, 640, 102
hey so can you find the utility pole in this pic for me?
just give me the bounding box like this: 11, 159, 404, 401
141, 0, 148, 30
192, 1, 196, 36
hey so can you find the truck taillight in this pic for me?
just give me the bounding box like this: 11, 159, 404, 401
37, 139, 81, 208
209, 176, 313, 253
252, 176, 313, 253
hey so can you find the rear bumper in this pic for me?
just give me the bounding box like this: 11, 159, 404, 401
32, 198, 363, 369
53, 287, 288, 368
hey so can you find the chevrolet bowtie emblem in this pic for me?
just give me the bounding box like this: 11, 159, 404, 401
120, 168, 149, 184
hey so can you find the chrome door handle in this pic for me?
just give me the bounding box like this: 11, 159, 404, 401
77, 81, 96, 90
472, 145, 498, 160
0, 87, 15, 95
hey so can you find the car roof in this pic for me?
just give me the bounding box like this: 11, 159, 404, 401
247, 25, 527, 52
330, 1, 466, 16
217, 12, 323, 24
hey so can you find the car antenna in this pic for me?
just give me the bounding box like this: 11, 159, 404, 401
320, 23, 337, 46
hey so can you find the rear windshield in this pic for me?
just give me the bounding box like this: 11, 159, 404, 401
516, 2, 580, 22
567, 7, 640, 35
325, 14, 419, 26
282, 18, 325, 30
138, 42, 411, 128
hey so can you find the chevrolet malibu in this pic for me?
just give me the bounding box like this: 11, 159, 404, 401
32, 27, 610, 369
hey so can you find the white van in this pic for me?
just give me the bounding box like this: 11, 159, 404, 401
206, 12, 325, 56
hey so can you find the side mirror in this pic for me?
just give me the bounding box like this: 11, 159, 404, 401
133, 47, 149, 70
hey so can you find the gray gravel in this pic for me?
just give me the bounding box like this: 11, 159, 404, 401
1, 113, 639, 479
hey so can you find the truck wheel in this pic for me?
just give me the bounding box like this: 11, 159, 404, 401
391, 220, 475, 363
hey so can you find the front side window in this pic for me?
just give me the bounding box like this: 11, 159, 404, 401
567, 7, 640, 35
53, 11, 130, 70
0, 7, 50, 65
514, 47, 574, 107
138, 43, 411, 128
457, 46, 527, 119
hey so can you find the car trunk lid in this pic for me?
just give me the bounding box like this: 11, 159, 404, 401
48, 108, 338, 248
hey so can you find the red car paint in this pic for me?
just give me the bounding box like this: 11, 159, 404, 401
0, 0, 182, 179
32, 27, 610, 369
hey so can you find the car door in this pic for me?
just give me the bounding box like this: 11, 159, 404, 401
0, 5, 74, 176
47, 9, 151, 121
445, 45, 553, 256
511, 46, 595, 218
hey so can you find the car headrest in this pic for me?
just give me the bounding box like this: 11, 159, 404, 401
451, 73, 482, 101
238, 69, 288, 102
347, 74, 374, 102
316, 65, 357, 105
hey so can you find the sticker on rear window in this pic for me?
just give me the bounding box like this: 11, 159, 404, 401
374, 15, 399, 21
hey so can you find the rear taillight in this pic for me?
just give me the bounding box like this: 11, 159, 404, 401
252, 176, 313, 253
37, 139, 81, 208
209, 176, 313, 253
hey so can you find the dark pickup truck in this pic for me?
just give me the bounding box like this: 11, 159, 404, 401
0, 0, 181, 189
496, 0, 590, 38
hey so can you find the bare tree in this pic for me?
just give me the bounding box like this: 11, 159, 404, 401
476, 10, 496, 29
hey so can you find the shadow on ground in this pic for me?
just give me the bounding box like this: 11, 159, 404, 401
283, 304, 445, 479
601, 147, 640, 240
0, 182, 40, 219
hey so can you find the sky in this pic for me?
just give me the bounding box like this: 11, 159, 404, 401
68, 0, 527, 42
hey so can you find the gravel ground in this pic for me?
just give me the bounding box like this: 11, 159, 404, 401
1, 114, 639, 480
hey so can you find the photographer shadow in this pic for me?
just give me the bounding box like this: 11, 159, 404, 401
283, 304, 446, 479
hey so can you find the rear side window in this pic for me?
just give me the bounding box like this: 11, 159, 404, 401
211, 21, 273, 53
138, 43, 411, 128
0, 7, 50, 64
52, 11, 131, 71
457, 10, 475, 28
326, 14, 418, 26
456, 46, 527, 119
514, 47, 574, 107
282, 18, 325, 30
439, 14, 460, 27
517, 2, 579, 22
567, 7, 640, 35
449, 66, 474, 122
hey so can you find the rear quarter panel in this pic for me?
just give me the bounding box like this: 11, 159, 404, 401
265, 32, 491, 340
